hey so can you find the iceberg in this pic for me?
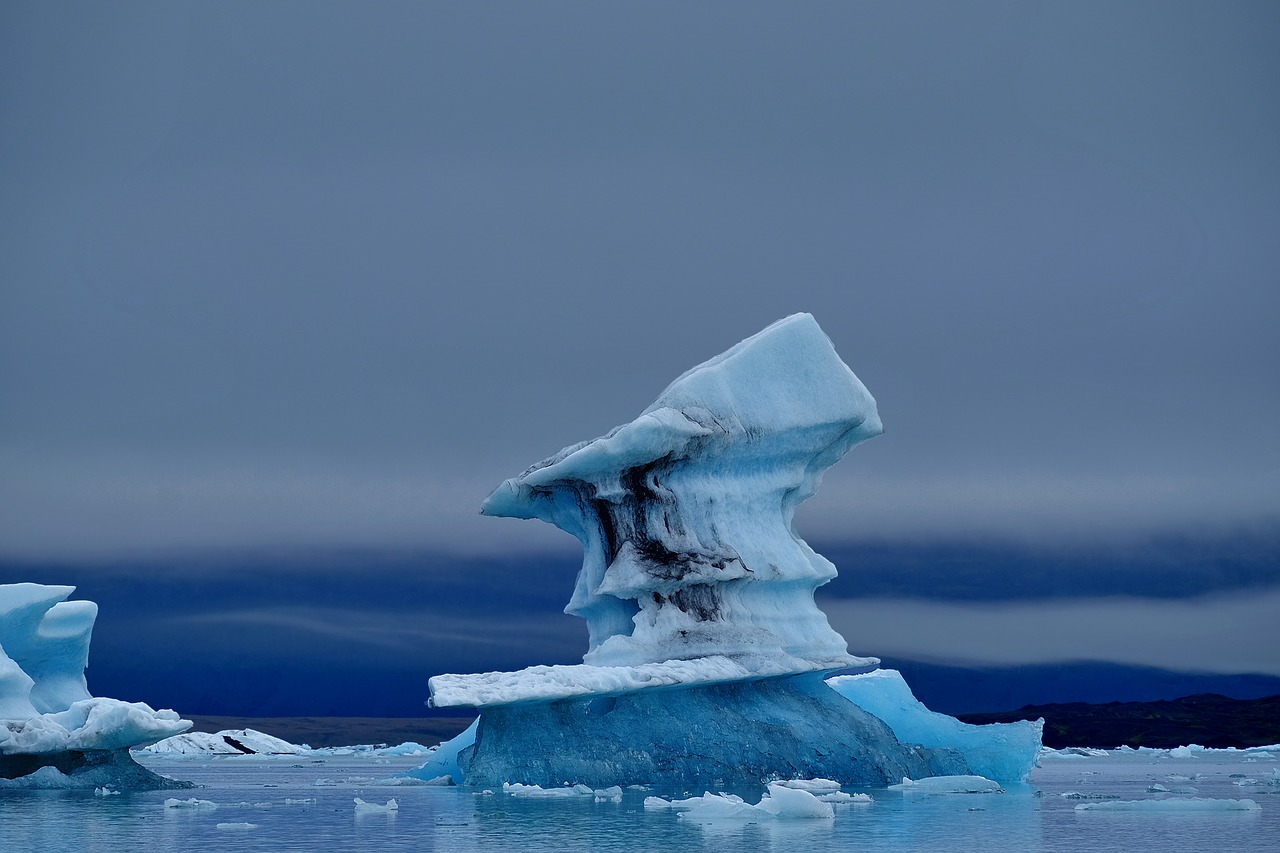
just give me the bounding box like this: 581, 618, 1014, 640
415, 314, 1040, 789
143, 728, 305, 755
0, 583, 192, 789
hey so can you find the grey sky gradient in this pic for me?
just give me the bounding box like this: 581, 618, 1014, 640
826, 589, 1280, 677
2, 2, 1278, 559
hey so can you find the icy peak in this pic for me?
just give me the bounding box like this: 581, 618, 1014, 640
478, 313, 880, 671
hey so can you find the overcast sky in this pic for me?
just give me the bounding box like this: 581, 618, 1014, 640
3, 1, 1278, 563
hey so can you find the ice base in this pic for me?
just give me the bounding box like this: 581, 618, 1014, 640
433, 673, 968, 789
0, 748, 193, 790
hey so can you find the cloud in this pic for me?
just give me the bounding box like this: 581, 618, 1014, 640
824, 589, 1280, 676
157, 605, 584, 661
2, 2, 1277, 559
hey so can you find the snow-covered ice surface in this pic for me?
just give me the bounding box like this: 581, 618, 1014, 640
144, 729, 305, 755
1, 747, 1273, 852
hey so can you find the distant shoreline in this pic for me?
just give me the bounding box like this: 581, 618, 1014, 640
184, 715, 476, 749
187, 693, 1280, 751
958, 693, 1280, 749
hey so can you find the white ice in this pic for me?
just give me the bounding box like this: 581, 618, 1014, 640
353, 797, 398, 812
647, 783, 835, 821
887, 775, 1003, 793
144, 728, 304, 755
430, 654, 873, 709
1, 583, 190, 783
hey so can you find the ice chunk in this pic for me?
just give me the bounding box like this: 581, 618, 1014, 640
888, 775, 1003, 794
215, 823, 257, 830
826, 669, 1041, 783
164, 797, 219, 809
144, 728, 303, 755
772, 777, 842, 793
400, 719, 475, 783
657, 784, 835, 821
1075, 798, 1259, 812
1, 584, 191, 790
354, 797, 398, 812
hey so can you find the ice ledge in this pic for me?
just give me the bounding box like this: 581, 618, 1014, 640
428, 653, 879, 709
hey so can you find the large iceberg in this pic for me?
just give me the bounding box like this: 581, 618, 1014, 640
0, 583, 192, 789
416, 314, 1040, 788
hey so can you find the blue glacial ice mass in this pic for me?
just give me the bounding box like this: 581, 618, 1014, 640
0, 584, 192, 789
417, 314, 1041, 788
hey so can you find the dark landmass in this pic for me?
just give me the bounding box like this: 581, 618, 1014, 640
958, 693, 1280, 748
189, 692, 1280, 751
186, 715, 476, 749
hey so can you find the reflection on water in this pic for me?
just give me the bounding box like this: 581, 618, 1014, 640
0, 752, 1273, 852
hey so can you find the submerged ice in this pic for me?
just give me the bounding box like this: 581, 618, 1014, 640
417, 314, 1040, 789
0, 583, 191, 789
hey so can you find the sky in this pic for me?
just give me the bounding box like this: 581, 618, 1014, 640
2, 2, 1278, 717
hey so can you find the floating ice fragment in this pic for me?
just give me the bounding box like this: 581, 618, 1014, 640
1060, 792, 1119, 800
164, 797, 217, 809
215, 822, 257, 830
284, 798, 316, 805
354, 797, 398, 812
94, 786, 120, 796
772, 777, 842, 793
819, 791, 873, 804
661, 784, 835, 821
145, 728, 302, 755
501, 782, 618, 799
888, 775, 1003, 794
375, 773, 452, 786
1075, 798, 1259, 812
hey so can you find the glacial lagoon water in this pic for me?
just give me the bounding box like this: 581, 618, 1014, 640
2, 748, 1275, 852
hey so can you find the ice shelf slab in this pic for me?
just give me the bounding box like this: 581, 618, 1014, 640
429, 653, 877, 709
1, 583, 191, 789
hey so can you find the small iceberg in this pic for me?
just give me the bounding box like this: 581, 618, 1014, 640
163, 797, 218, 809
501, 782, 621, 801
888, 775, 1003, 794
647, 783, 835, 821
354, 797, 398, 813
